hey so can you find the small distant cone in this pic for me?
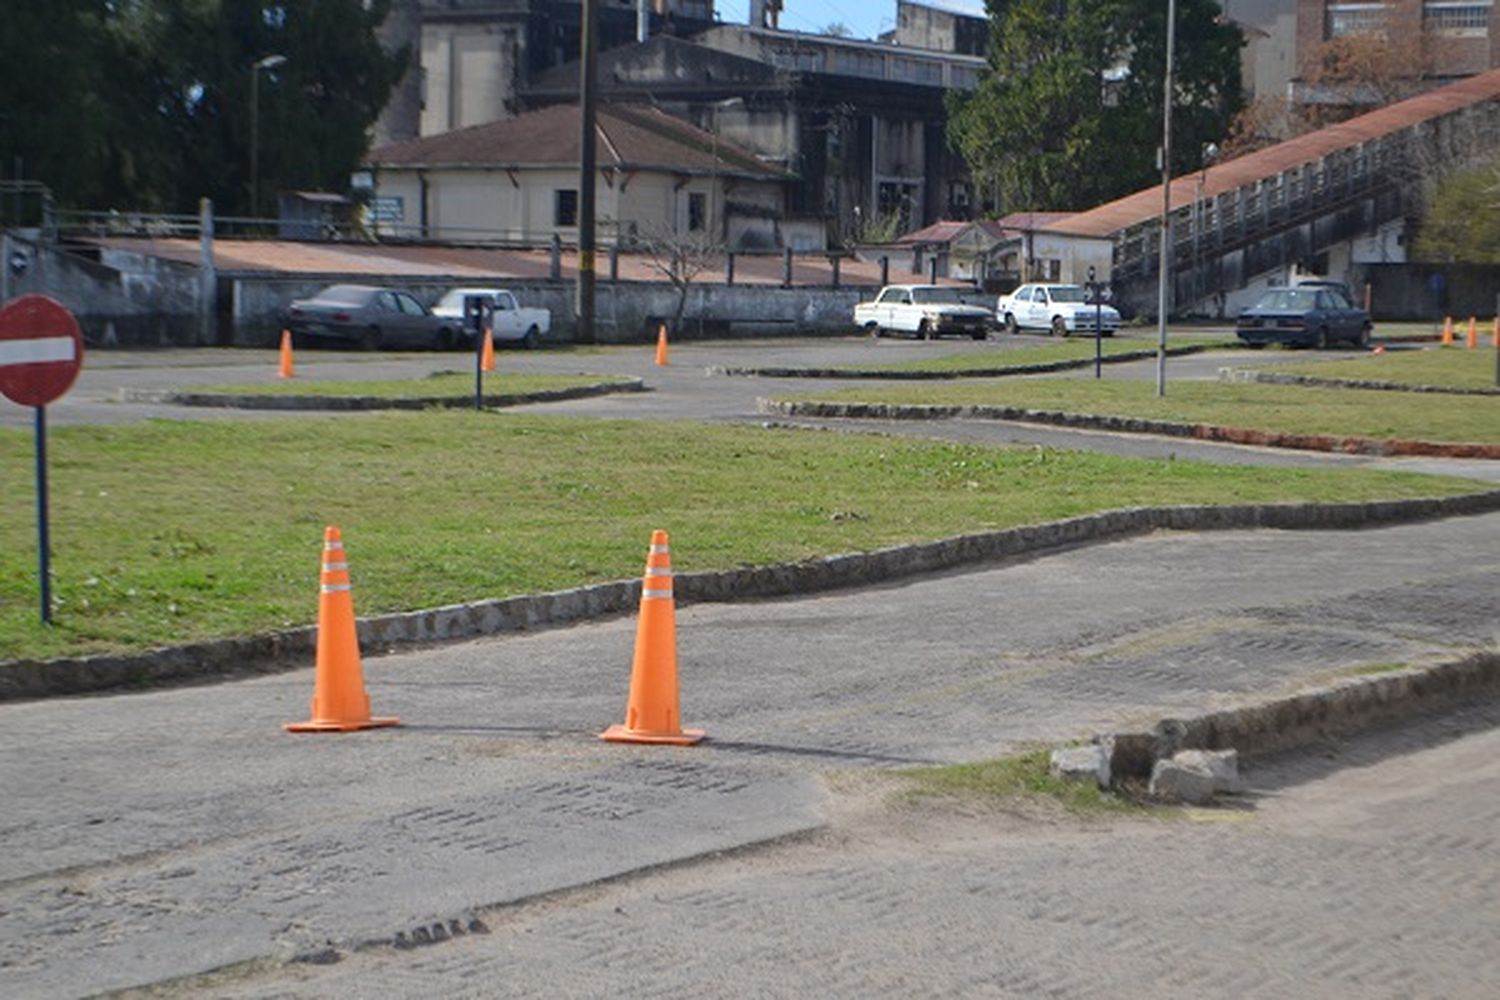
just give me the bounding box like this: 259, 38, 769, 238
278, 329, 295, 378
1372, 345, 1386, 355
481, 327, 496, 372
601, 530, 704, 746
1466, 316, 1479, 350
1441, 316, 1454, 346
654, 323, 669, 366
286, 527, 398, 733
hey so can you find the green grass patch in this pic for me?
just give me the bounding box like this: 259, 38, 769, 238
181, 371, 628, 398
788, 378, 1500, 444
835, 336, 1237, 374
1342, 661, 1412, 677
1262, 346, 1500, 392
0, 412, 1484, 661
897, 749, 1139, 815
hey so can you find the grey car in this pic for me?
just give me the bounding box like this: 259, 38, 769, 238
285, 284, 462, 350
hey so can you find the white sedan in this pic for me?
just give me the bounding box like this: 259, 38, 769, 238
996, 283, 1120, 337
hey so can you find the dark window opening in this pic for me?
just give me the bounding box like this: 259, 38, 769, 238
555, 189, 578, 227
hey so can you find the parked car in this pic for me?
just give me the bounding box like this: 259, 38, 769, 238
853, 284, 993, 340
285, 284, 461, 350
431, 288, 551, 349
1235, 287, 1372, 349
996, 283, 1121, 336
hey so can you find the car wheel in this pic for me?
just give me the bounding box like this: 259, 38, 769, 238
1004, 313, 1018, 335
361, 326, 382, 351
1315, 326, 1329, 350
1051, 316, 1067, 338
917, 320, 932, 340
1357, 324, 1372, 349
523, 325, 540, 350
864, 322, 880, 339
971, 329, 987, 341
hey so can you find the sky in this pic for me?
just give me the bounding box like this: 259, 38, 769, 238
713, 1, 898, 40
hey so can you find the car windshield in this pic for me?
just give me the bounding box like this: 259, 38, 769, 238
1046, 286, 1088, 303
911, 287, 965, 305
1254, 289, 1318, 311
310, 285, 376, 307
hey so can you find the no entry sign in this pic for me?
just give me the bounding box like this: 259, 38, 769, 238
0, 294, 84, 407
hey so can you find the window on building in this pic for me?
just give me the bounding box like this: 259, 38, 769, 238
554, 189, 578, 227
1325, 3, 1387, 36
688, 192, 706, 232
1424, 2, 1492, 31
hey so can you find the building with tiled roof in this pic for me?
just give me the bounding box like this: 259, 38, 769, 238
366, 102, 803, 250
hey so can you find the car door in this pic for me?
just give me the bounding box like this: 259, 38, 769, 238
395, 292, 431, 347
1009, 286, 1032, 326
1029, 287, 1050, 329
493, 292, 520, 338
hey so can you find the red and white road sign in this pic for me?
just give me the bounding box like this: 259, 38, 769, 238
0, 295, 84, 407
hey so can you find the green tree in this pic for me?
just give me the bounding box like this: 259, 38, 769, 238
1414, 157, 1500, 263
948, 0, 1243, 214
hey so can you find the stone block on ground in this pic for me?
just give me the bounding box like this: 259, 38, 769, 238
1149, 758, 1217, 805
1173, 749, 1243, 793
1050, 745, 1111, 788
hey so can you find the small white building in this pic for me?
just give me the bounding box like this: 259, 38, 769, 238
366, 102, 796, 249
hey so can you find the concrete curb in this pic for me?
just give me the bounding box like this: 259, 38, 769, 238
1220, 366, 1500, 397
117, 377, 646, 411
5, 490, 1500, 703
759, 398, 1500, 459
707, 344, 1215, 379
1101, 651, 1500, 781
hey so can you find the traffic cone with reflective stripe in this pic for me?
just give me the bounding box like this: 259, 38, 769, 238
601, 530, 704, 745
481, 326, 496, 372
1441, 316, 1454, 345
1466, 316, 1479, 350
286, 527, 399, 733
654, 322, 669, 366
279, 329, 295, 378
1493, 317, 1499, 348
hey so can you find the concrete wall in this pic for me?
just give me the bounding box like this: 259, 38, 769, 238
1356, 261, 1500, 320
230, 273, 867, 346
1, 235, 204, 346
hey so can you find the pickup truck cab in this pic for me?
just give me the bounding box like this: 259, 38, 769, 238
853, 284, 993, 340
432, 287, 551, 349
996, 283, 1121, 337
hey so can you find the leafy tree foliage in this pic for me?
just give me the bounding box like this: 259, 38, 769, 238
1414, 157, 1500, 263
0, 0, 407, 214
948, 0, 1244, 214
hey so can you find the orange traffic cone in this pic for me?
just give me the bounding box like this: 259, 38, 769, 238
278, 329, 295, 378
1372, 345, 1386, 355
654, 322, 669, 366
1466, 316, 1479, 350
286, 527, 399, 733
481, 326, 496, 372
1493, 317, 1499, 348
1441, 316, 1454, 346
601, 530, 704, 746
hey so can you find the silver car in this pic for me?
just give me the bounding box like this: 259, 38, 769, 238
285, 284, 462, 350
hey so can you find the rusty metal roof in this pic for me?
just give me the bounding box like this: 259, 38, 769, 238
1041, 67, 1500, 239
369, 103, 785, 179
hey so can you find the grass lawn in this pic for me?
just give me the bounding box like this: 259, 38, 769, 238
0, 412, 1484, 662
897, 750, 1139, 815
787, 378, 1500, 444
832, 336, 1238, 374
1259, 345, 1500, 391
180, 371, 631, 398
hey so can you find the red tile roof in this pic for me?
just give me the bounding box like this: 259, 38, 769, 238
1041, 67, 1500, 239
369, 103, 785, 179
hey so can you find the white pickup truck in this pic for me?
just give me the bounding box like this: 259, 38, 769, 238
854, 284, 993, 340
432, 287, 551, 349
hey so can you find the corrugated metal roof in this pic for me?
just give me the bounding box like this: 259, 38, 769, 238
368, 103, 785, 179
1041, 67, 1500, 239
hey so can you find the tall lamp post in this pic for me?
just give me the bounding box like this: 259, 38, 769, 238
250, 54, 287, 220
1193, 141, 1220, 314
1155, 0, 1176, 398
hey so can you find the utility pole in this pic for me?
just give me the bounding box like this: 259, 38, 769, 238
1155, 0, 1176, 398
575, 0, 598, 344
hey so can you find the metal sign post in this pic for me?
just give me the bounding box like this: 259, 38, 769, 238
0, 295, 85, 624
463, 294, 494, 411
1087, 266, 1103, 380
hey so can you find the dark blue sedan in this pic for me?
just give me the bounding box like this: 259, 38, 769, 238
1235, 287, 1372, 349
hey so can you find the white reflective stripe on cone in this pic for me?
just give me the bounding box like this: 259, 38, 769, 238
321, 583, 352, 593
642, 588, 672, 599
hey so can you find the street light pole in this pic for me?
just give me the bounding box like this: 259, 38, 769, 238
250, 54, 287, 219
1155, 0, 1176, 398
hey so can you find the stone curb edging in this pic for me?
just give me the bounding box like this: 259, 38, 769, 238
1220, 366, 1500, 397
5, 489, 1500, 703
117, 378, 646, 411
1100, 651, 1500, 782
759, 398, 1500, 459
707, 344, 1214, 380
